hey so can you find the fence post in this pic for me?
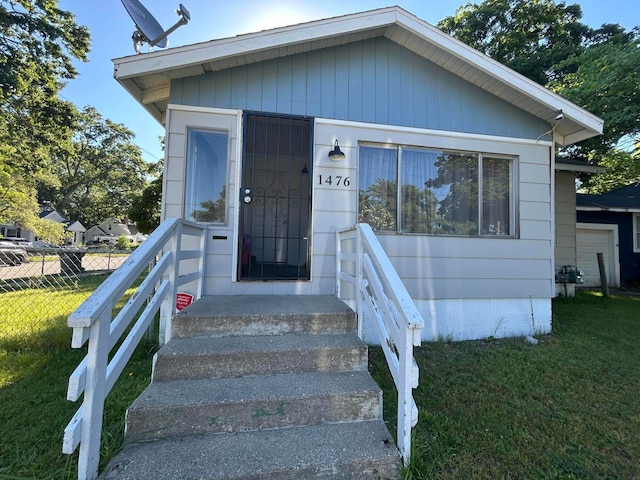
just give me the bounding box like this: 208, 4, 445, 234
77, 305, 112, 480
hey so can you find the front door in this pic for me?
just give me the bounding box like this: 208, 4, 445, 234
238, 113, 312, 281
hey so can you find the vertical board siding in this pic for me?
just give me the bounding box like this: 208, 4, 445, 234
555, 171, 577, 267
169, 37, 548, 140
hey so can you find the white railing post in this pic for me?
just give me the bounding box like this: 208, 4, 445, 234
355, 226, 364, 339
195, 226, 207, 300
335, 229, 342, 298
159, 223, 182, 345
397, 327, 414, 465
77, 305, 111, 480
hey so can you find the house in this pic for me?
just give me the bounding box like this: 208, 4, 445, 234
0, 206, 81, 244
575, 183, 640, 287
85, 218, 147, 245
113, 6, 602, 341
66, 220, 87, 246
554, 158, 606, 293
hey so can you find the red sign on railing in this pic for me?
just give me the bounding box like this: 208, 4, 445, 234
176, 292, 194, 311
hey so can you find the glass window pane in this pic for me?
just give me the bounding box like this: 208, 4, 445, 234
424, 152, 479, 236
185, 129, 228, 223
358, 146, 397, 231
482, 157, 512, 236
401, 149, 441, 233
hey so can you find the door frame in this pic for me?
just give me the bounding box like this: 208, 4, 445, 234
237, 111, 314, 282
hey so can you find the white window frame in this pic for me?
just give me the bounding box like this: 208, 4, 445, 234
184, 127, 230, 225
357, 142, 518, 237
633, 213, 640, 253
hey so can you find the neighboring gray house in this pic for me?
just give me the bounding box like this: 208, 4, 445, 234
113, 6, 602, 341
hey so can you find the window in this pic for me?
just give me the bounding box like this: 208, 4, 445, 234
358, 145, 516, 236
634, 214, 640, 253
185, 129, 228, 223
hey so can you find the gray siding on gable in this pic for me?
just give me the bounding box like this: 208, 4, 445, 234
170, 37, 549, 140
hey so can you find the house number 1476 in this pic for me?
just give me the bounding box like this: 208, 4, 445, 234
317, 175, 350, 187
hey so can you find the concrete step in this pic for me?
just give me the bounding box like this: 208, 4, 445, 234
100, 421, 401, 480
172, 295, 356, 338
126, 371, 383, 441
152, 333, 367, 381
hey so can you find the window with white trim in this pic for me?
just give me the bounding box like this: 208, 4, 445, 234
634, 214, 640, 253
358, 145, 517, 236
184, 129, 228, 223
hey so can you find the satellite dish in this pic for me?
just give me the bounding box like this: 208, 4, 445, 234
121, 0, 190, 53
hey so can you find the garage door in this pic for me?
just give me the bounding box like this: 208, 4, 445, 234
576, 226, 618, 287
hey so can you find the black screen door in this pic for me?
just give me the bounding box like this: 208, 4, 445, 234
239, 113, 312, 281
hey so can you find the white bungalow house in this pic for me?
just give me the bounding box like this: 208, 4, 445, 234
113, 6, 602, 342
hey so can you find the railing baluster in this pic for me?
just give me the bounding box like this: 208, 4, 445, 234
63, 218, 207, 480
336, 223, 424, 467
77, 304, 111, 480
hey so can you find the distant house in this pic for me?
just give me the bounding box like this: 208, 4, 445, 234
66, 220, 87, 246
575, 184, 640, 287
85, 218, 147, 245
0, 206, 82, 244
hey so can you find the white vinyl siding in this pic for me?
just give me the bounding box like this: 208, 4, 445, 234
316, 119, 553, 301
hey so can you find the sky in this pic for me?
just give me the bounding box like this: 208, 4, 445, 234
58, 0, 640, 165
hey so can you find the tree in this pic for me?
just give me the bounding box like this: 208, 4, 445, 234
129, 174, 162, 234
437, 0, 589, 86
0, 0, 89, 236
40, 106, 153, 227
549, 33, 640, 157
439, 0, 639, 192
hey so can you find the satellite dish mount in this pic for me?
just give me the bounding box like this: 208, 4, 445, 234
121, 0, 191, 53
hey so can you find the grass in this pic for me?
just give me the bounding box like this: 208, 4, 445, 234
369, 290, 640, 479
0, 275, 156, 479
3, 287, 639, 479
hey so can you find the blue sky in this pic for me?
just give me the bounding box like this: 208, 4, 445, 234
58, 1, 639, 165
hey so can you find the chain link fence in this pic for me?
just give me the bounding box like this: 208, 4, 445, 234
0, 247, 131, 349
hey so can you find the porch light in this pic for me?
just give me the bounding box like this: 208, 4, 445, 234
328, 140, 346, 161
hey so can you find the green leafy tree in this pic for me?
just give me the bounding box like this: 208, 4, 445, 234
129, 174, 162, 234
439, 0, 639, 192
39, 106, 152, 227
0, 0, 89, 235
438, 0, 589, 86
549, 34, 640, 157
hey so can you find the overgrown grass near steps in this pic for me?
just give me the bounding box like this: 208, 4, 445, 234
0, 275, 156, 479
370, 290, 640, 479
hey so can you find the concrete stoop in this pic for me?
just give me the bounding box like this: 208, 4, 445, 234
100, 295, 402, 479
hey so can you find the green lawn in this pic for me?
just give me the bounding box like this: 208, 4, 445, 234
0, 275, 155, 479
2, 288, 639, 479
370, 290, 640, 479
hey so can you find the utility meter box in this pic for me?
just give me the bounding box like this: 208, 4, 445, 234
555, 265, 584, 284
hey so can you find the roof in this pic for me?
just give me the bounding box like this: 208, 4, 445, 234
66, 220, 86, 233
113, 6, 603, 147
555, 157, 606, 174
577, 183, 640, 212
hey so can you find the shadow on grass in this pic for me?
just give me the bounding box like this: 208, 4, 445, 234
369, 291, 640, 480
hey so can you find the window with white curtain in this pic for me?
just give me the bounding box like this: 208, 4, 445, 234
184, 129, 228, 223
358, 144, 516, 236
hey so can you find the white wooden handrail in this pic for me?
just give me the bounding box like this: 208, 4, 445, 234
336, 223, 424, 466
62, 217, 207, 480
